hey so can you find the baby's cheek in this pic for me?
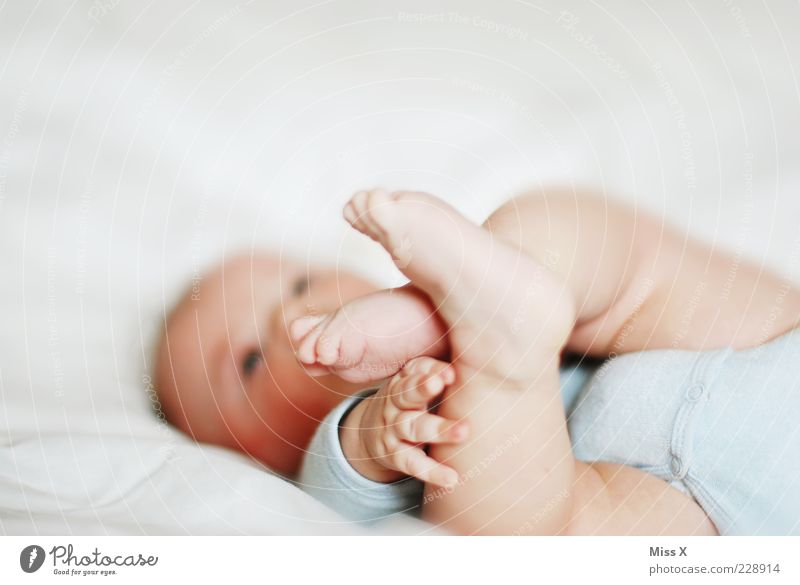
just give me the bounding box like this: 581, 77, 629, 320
255, 429, 306, 477
236, 383, 311, 475
263, 366, 321, 431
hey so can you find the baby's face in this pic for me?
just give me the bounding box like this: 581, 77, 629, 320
155, 252, 377, 475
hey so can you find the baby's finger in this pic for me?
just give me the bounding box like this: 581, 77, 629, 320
392, 368, 454, 410
395, 411, 469, 444
392, 447, 459, 489
389, 373, 432, 409
404, 356, 453, 378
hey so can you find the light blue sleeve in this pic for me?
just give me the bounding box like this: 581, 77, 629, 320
297, 389, 424, 523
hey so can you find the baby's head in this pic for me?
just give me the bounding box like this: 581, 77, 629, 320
154, 252, 377, 475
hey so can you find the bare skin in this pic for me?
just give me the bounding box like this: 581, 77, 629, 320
338, 355, 466, 488
291, 285, 448, 383
294, 192, 800, 380
295, 188, 800, 535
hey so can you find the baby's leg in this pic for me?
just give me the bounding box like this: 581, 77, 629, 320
482, 189, 800, 356
342, 189, 717, 535
342, 189, 578, 534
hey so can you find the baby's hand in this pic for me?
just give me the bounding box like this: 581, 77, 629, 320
340, 356, 467, 488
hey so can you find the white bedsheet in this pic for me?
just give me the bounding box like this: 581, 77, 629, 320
1, 0, 798, 534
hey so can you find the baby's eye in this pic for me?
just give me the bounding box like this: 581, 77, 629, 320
241, 350, 263, 377
292, 276, 310, 297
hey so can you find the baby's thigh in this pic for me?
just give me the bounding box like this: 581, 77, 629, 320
568, 461, 718, 535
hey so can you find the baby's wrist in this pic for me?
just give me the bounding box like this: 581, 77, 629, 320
340, 400, 406, 484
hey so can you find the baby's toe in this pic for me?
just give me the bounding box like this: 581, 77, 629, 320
345, 190, 372, 233
295, 323, 325, 364
289, 315, 326, 344
345, 188, 393, 241
315, 332, 341, 366
342, 200, 359, 226
364, 188, 396, 233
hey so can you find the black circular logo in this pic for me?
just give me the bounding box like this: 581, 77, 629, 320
20, 545, 45, 573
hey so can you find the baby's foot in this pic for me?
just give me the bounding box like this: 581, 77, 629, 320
291, 287, 448, 383
342, 189, 575, 382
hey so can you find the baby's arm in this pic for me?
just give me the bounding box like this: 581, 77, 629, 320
297, 389, 423, 522
298, 356, 465, 521
484, 189, 800, 355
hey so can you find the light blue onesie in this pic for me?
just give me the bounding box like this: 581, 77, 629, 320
298, 326, 800, 535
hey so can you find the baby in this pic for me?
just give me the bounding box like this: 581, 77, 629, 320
155, 187, 800, 534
